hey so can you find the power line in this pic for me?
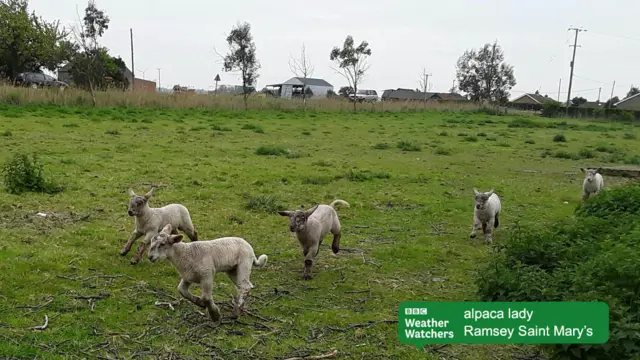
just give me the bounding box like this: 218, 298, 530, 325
589, 31, 640, 42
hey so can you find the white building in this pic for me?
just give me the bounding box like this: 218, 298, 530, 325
266, 77, 333, 99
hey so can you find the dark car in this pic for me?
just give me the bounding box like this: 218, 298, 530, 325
15, 72, 68, 89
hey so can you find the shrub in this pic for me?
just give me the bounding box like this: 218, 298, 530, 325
245, 195, 285, 213
578, 149, 595, 159
256, 146, 289, 156
541, 102, 562, 118
434, 148, 451, 155
396, 141, 421, 152
2, 153, 63, 195
242, 123, 264, 133
477, 132, 487, 137
553, 134, 567, 142
477, 183, 640, 360
623, 133, 637, 140
343, 169, 390, 182
553, 151, 579, 160
373, 142, 390, 150
524, 139, 535, 144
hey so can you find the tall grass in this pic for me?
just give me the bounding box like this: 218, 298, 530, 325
0, 85, 481, 112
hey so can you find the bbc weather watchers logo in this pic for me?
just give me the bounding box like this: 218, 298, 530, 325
405, 307, 428, 315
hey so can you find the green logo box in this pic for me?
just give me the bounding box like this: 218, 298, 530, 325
398, 302, 609, 346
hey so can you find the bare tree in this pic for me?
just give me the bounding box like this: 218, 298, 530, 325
289, 43, 315, 110
418, 68, 432, 108
69, 0, 110, 106
330, 35, 372, 112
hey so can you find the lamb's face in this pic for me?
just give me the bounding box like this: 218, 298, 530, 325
127, 195, 147, 216
148, 233, 171, 262
473, 188, 494, 210
585, 169, 598, 183
278, 210, 308, 232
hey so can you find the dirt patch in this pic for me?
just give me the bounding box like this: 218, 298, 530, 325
0, 210, 91, 232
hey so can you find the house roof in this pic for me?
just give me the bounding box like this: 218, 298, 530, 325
267, 77, 333, 87
614, 92, 640, 107
381, 88, 467, 101
510, 93, 558, 104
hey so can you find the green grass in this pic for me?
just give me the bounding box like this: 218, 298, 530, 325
1, 104, 639, 359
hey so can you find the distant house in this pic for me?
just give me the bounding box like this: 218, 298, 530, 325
266, 77, 333, 99
577, 101, 603, 109
614, 93, 640, 111
381, 88, 468, 102
509, 93, 559, 110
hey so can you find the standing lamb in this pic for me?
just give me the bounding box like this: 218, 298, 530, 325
278, 199, 349, 280
148, 224, 268, 322
120, 187, 199, 265
469, 188, 501, 244
580, 168, 604, 201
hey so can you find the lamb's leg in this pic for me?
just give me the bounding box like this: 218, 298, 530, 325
484, 217, 495, 245
120, 230, 143, 256
131, 233, 154, 265
228, 264, 254, 318
582, 191, 590, 201
200, 277, 221, 322
481, 223, 488, 235
177, 279, 206, 308
180, 220, 199, 241
331, 219, 342, 254
469, 216, 481, 239
302, 244, 319, 280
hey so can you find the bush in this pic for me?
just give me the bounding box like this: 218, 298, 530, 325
373, 142, 390, 150
464, 136, 478, 142
578, 149, 595, 159
2, 153, 63, 195
623, 133, 637, 140
343, 169, 390, 182
256, 146, 289, 156
524, 139, 535, 144
396, 141, 421, 152
477, 183, 640, 360
245, 195, 285, 213
541, 102, 562, 118
553, 134, 567, 142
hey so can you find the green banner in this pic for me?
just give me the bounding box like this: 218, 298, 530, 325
398, 302, 609, 346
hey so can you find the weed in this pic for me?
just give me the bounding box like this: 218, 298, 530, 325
397, 140, 421, 152
374, 143, 390, 150
245, 194, 285, 213
524, 139, 535, 144
2, 130, 12, 137
256, 146, 289, 156
2, 153, 63, 194
553, 134, 567, 142
105, 129, 120, 135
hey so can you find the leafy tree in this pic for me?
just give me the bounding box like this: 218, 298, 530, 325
338, 86, 353, 98
627, 86, 639, 99
455, 41, 516, 105
330, 35, 372, 112
69, 0, 111, 106
304, 86, 313, 98
222, 22, 260, 111
571, 96, 587, 107
326, 89, 337, 98
0, 0, 72, 79
604, 96, 620, 109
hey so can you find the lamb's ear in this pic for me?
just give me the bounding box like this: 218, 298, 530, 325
488, 189, 495, 196
305, 204, 319, 218
128, 189, 136, 197
161, 223, 172, 234
169, 234, 183, 244
278, 211, 293, 217
144, 187, 155, 200
473, 188, 479, 196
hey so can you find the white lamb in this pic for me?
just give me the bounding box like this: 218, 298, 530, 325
580, 168, 604, 201
120, 187, 198, 265
278, 199, 349, 280
148, 223, 268, 322
469, 188, 502, 244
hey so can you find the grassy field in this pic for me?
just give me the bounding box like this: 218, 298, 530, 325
0, 104, 639, 360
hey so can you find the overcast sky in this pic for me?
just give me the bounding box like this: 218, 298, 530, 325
31, 0, 639, 100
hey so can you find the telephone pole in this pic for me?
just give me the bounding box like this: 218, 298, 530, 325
419, 70, 432, 106
610, 80, 616, 100
597, 87, 602, 103
557, 78, 562, 102
130, 28, 135, 91
157, 68, 161, 91
565, 26, 586, 116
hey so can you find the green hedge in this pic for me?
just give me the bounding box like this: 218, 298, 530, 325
541, 102, 639, 121
477, 183, 640, 360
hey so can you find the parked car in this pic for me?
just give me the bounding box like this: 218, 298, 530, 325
14, 72, 68, 89
349, 89, 378, 102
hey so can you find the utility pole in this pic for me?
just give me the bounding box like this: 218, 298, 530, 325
557, 78, 562, 102
610, 80, 616, 100
597, 87, 602, 103
419, 69, 432, 105
130, 28, 135, 91
157, 68, 161, 91
565, 26, 586, 116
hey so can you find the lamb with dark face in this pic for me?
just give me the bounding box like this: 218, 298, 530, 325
278, 199, 349, 280
469, 188, 502, 244
120, 187, 199, 265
